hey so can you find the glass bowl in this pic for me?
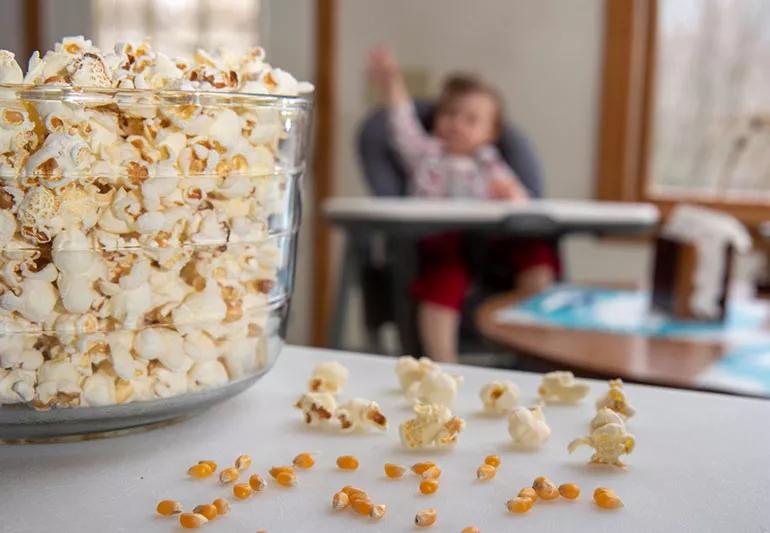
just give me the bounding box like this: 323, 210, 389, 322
0, 85, 312, 439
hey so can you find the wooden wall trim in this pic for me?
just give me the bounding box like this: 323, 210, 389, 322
595, 0, 654, 202
310, 0, 336, 346
635, 0, 657, 201
23, 0, 42, 61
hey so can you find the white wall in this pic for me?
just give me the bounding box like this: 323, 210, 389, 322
40, 0, 92, 51
334, 0, 651, 295
0, 0, 24, 56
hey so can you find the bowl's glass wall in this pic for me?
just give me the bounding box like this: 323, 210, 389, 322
0, 86, 311, 409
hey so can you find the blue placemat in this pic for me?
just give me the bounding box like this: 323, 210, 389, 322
495, 285, 770, 396
698, 344, 770, 396
496, 285, 768, 338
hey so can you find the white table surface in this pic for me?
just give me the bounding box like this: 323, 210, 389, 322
323, 197, 660, 226
1, 345, 768, 533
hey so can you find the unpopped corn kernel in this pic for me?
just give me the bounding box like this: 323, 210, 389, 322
156, 499, 182, 516
292, 452, 315, 469
559, 483, 580, 499
370, 503, 386, 520
506, 497, 534, 514
341, 485, 366, 498
415, 507, 437, 527
419, 479, 439, 495
192, 504, 217, 521
518, 487, 537, 502
336, 455, 359, 470
269, 465, 294, 479
249, 473, 267, 492
476, 464, 496, 481
332, 491, 350, 510
233, 483, 253, 500
187, 463, 213, 478
352, 498, 373, 516
219, 467, 240, 484
276, 471, 297, 487
594, 487, 623, 509
212, 498, 230, 515
532, 476, 559, 500
198, 460, 217, 472
483, 455, 501, 468
179, 512, 208, 529
235, 454, 252, 471
421, 466, 442, 480
411, 462, 436, 476
384, 463, 406, 479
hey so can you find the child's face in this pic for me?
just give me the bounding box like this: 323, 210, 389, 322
434, 92, 498, 155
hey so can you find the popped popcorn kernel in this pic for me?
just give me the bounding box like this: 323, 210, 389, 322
308, 361, 348, 394
479, 380, 519, 413
595, 379, 636, 418
399, 403, 465, 449
508, 406, 551, 448
568, 421, 636, 468
538, 371, 590, 404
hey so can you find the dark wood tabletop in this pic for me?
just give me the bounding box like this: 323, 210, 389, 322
476, 291, 741, 391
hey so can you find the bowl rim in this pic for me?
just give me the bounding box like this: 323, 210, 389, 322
0, 83, 314, 108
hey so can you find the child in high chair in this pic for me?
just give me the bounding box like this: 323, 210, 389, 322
369, 47, 557, 363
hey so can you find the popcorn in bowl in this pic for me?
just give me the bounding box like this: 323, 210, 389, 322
0, 36, 312, 410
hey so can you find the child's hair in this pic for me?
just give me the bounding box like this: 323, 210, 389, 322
435, 74, 504, 138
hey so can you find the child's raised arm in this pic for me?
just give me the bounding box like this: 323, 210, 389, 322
368, 46, 409, 107
368, 47, 437, 191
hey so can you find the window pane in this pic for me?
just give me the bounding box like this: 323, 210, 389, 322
92, 0, 261, 59
650, 0, 770, 200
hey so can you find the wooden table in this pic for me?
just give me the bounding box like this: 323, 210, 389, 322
476, 292, 765, 395
2, 345, 769, 532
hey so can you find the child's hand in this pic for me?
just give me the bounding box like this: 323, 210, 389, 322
369, 47, 399, 83
368, 46, 407, 105
488, 177, 528, 202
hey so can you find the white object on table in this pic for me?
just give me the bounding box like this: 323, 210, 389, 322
1, 345, 767, 532
323, 197, 660, 226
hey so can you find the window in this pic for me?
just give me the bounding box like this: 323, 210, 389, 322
597, 0, 770, 225
652, 0, 770, 199
92, 0, 262, 59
